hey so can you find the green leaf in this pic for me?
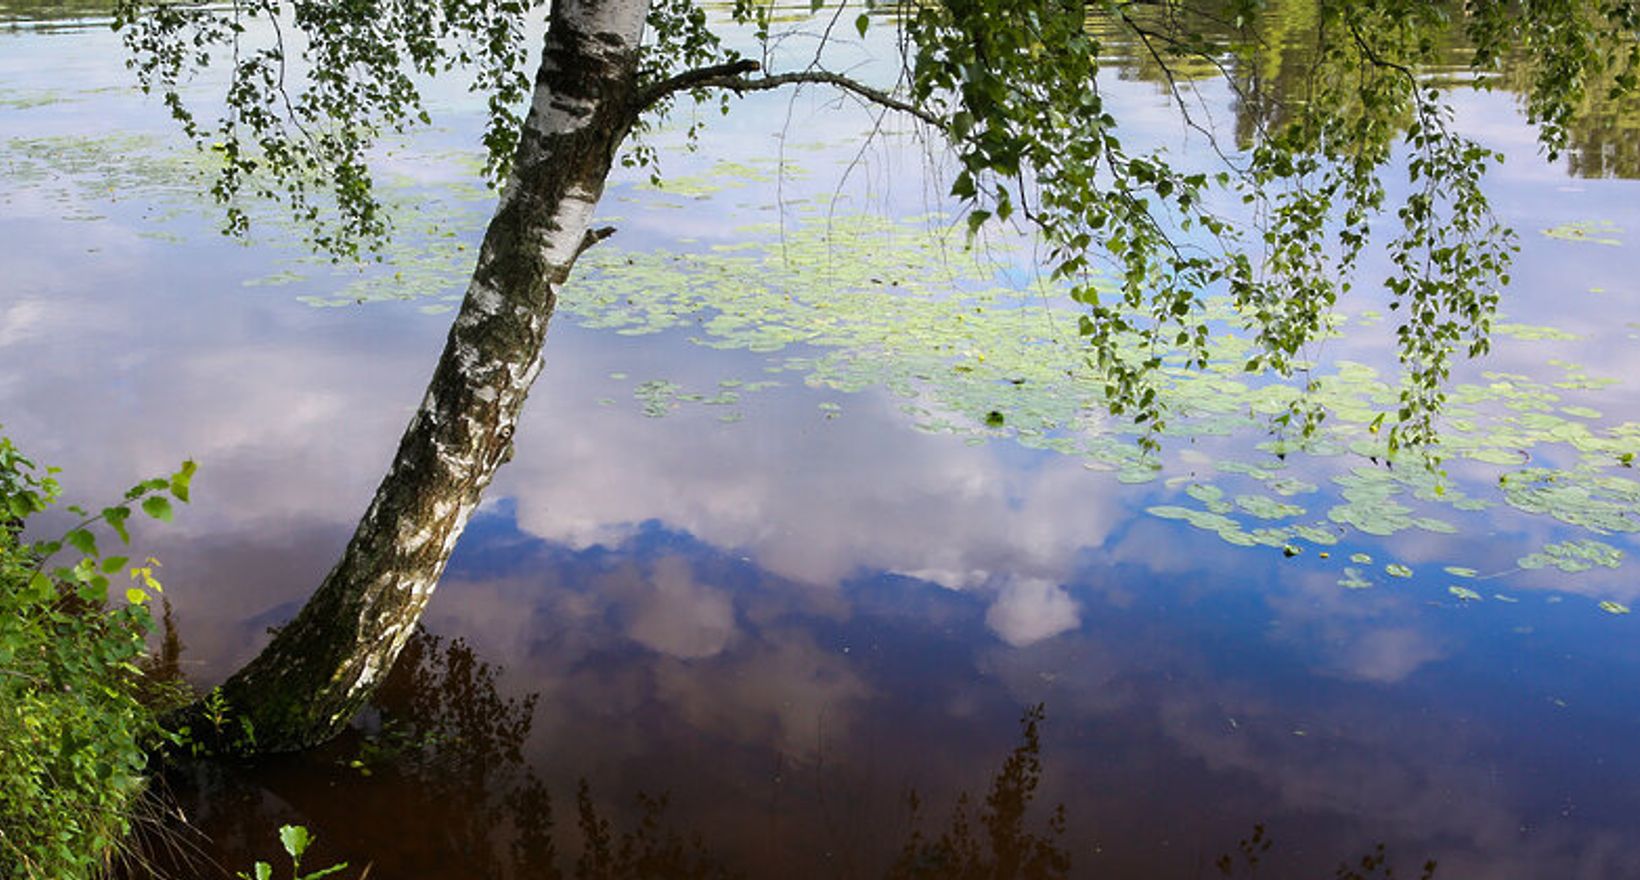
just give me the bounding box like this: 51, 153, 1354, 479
65, 528, 98, 557
101, 556, 129, 574
80, 574, 110, 604
279, 825, 311, 860
170, 460, 197, 503
854, 12, 869, 36
24, 572, 53, 603
103, 506, 132, 543
300, 864, 350, 880
141, 496, 174, 522
126, 587, 149, 605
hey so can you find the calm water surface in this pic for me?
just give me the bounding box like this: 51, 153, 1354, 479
5, 5, 1640, 878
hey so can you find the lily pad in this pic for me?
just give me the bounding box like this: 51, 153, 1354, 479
1541, 220, 1622, 246
1517, 539, 1624, 573
1339, 567, 1373, 589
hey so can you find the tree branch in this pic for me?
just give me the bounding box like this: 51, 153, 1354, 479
574, 225, 617, 262
637, 58, 762, 109
637, 63, 943, 128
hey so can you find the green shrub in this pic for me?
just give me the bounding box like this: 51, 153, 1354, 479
0, 434, 193, 878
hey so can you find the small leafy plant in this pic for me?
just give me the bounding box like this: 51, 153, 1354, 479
0, 432, 194, 878
237, 825, 350, 880
170, 684, 260, 757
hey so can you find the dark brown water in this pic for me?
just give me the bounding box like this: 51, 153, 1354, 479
6, 5, 1640, 879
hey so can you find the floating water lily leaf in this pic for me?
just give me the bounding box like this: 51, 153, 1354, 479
1541, 220, 1622, 246
1517, 538, 1624, 573
1350, 552, 1373, 565
1449, 586, 1483, 601
1495, 322, 1581, 342
1499, 468, 1640, 533
1339, 567, 1372, 589
1267, 476, 1318, 496
1444, 566, 1478, 578
1385, 563, 1413, 578
1235, 494, 1304, 520
1291, 524, 1340, 546
1599, 600, 1631, 615
633, 380, 680, 418
1186, 484, 1233, 514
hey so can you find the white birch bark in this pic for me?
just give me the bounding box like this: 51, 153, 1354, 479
210, 0, 649, 752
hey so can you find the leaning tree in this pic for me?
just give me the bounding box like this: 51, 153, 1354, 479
111, 0, 1638, 751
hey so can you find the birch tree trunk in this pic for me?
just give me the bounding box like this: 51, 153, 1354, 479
211, 0, 649, 752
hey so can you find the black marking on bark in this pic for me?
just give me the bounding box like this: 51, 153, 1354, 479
212, 0, 644, 752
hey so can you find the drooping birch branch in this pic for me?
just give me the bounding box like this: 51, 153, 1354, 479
637, 61, 943, 128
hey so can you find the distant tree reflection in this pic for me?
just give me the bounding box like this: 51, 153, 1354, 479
888, 705, 1070, 880
128, 627, 1435, 879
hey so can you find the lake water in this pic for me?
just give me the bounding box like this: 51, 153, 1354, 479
5, 4, 1640, 878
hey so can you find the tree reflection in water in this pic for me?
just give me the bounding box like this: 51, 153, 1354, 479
126, 627, 1070, 878
887, 705, 1069, 880
129, 627, 1433, 879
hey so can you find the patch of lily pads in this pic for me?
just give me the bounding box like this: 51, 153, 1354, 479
6, 126, 1640, 619
1541, 220, 1623, 246
1517, 538, 1624, 573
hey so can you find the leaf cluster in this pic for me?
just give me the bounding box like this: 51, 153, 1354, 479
0, 433, 193, 878
238, 824, 350, 880
112, 0, 545, 258
895, 0, 1629, 454
110, 0, 1639, 453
